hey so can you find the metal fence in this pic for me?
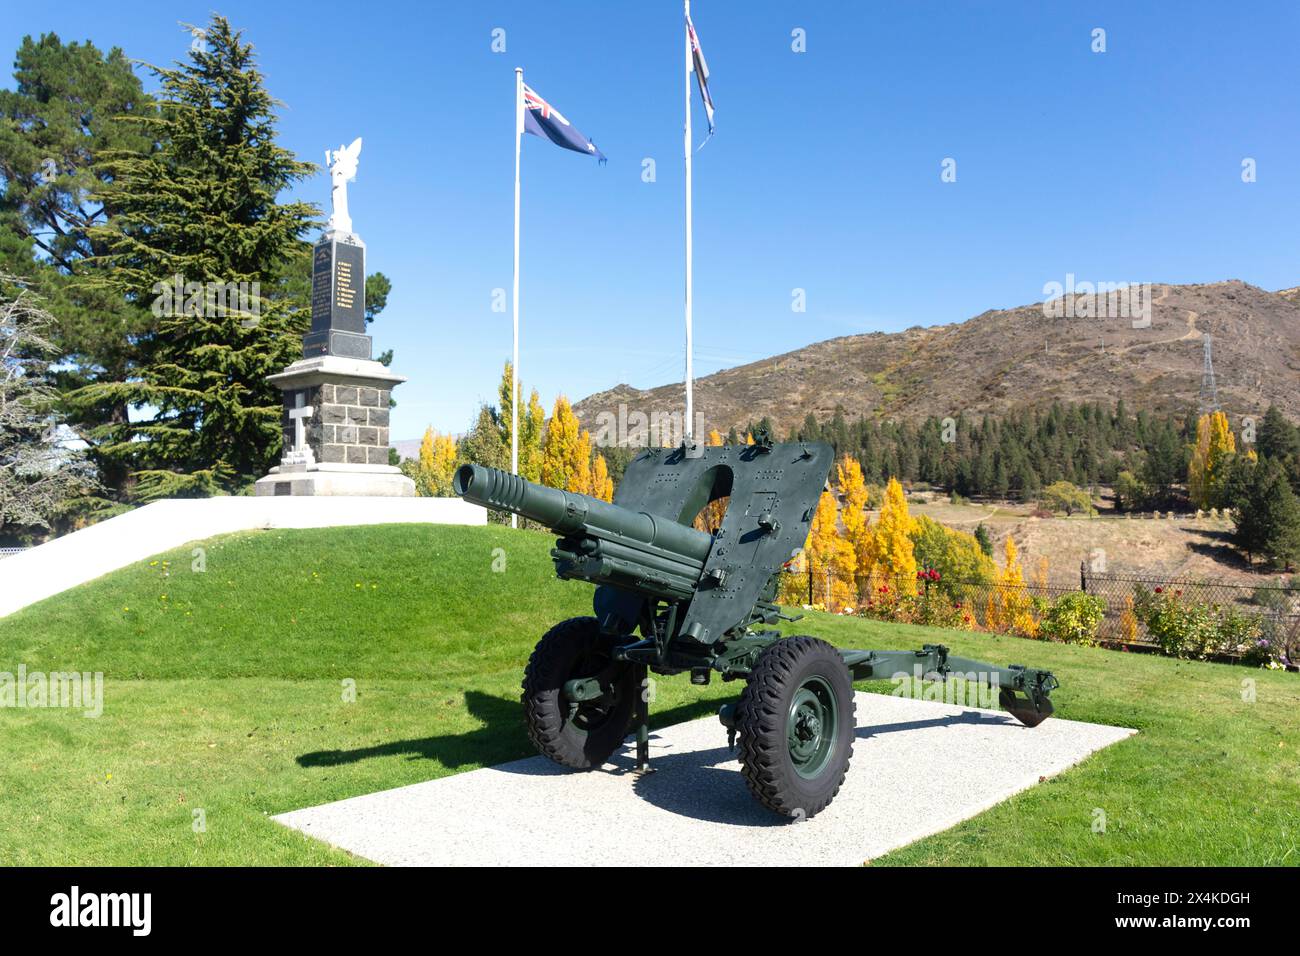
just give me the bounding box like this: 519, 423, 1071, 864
783, 562, 1300, 666
1078, 566, 1300, 654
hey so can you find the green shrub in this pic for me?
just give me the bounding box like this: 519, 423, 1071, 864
1039, 592, 1106, 646
1136, 588, 1265, 660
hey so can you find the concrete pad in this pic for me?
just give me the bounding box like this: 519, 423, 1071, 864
274, 693, 1136, 866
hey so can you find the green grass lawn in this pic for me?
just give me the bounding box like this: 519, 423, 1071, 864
1, 523, 1296, 865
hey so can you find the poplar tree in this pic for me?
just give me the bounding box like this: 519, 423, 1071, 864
541, 396, 580, 491
1187, 411, 1236, 510
835, 455, 874, 594
78, 16, 317, 498
873, 477, 917, 596
497, 361, 545, 482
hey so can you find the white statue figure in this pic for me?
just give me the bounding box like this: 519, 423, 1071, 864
325, 137, 362, 235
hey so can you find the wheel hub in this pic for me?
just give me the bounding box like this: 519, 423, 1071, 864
786, 677, 838, 780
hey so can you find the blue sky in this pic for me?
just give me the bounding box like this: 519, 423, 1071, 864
4, 1, 1299, 439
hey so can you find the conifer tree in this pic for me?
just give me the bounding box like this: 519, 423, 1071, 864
77, 16, 316, 498
0, 34, 156, 495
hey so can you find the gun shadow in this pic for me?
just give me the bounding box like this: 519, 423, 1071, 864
296, 690, 528, 771
294, 689, 726, 773
296, 690, 1016, 827
624, 708, 1015, 826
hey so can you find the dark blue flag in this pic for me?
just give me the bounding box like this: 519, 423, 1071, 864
523, 83, 606, 163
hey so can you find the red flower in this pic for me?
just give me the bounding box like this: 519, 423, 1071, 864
1154, 587, 1163, 594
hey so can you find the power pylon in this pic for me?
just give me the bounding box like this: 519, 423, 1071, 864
1199, 333, 1219, 413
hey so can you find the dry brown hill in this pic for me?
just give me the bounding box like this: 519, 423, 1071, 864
574, 280, 1300, 437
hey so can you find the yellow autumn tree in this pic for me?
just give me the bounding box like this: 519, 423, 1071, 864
541, 396, 580, 490
872, 477, 917, 596
993, 536, 1038, 637
1187, 410, 1236, 510
591, 453, 613, 502
835, 456, 875, 596
411, 426, 457, 496
567, 429, 594, 495
805, 489, 857, 611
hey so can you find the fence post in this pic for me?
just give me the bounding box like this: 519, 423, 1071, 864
807, 562, 813, 606
1080, 561, 1087, 593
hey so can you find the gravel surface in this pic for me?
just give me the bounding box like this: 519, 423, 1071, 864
275, 693, 1136, 866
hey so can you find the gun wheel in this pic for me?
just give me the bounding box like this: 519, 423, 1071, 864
736, 636, 855, 819
522, 617, 636, 770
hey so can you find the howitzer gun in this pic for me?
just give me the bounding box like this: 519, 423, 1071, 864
455, 435, 1058, 818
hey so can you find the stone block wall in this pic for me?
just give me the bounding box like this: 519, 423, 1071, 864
280, 382, 392, 466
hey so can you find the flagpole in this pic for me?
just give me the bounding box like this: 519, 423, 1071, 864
511, 66, 523, 528
683, 0, 694, 442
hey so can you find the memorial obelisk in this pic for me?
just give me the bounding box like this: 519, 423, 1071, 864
255, 137, 414, 496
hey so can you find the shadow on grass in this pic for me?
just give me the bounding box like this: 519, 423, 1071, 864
295, 690, 727, 772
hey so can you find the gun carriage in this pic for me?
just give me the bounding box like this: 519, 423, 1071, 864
455, 434, 1057, 817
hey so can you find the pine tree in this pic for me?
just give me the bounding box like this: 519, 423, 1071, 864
0, 276, 98, 534
77, 16, 316, 498
1232, 458, 1300, 568
0, 34, 156, 494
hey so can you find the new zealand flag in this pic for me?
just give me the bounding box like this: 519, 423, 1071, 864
523, 83, 606, 163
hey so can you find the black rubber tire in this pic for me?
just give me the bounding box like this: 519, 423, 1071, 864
736, 636, 855, 818
522, 617, 636, 770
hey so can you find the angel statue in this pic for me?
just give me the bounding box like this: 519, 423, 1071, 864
325, 137, 362, 235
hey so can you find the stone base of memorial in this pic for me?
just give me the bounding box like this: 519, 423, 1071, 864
254, 354, 415, 498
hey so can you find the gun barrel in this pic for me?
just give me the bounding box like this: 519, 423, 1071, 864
453, 463, 713, 564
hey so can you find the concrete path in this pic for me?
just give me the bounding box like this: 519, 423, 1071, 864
0, 496, 485, 618
275, 693, 1136, 866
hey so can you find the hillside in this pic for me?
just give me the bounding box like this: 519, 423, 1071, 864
574, 280, 1300, 437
